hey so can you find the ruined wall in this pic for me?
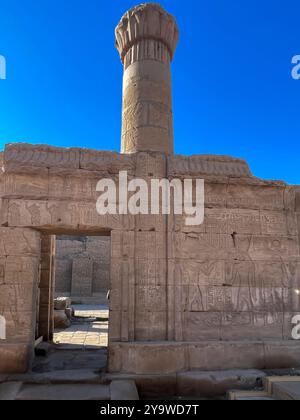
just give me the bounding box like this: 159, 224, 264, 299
55, 236, 110, 302
1, 144, 300, 375
110, 154, 300, 374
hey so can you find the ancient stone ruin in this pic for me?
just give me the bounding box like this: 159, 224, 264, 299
0, 3, 300, 379
55, 236, 110, 304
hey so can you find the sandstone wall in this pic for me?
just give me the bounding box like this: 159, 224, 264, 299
1, 144, 300, 374
55, 236, 110, 302
0, 227, 41, 372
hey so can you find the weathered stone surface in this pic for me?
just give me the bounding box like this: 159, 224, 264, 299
7, 199, 134, 231
56, 238, 85, 257
0, 228, 40, 256
169, 232, 299, 261
11, 369, 103, 384
65, 307, 74, 319
0, 382, 23, 400
110, 380, 139, 400
0, 344, 33, 374
4, 143, 80, 172
0, 3, 300, 379
225, 184, 284, 210
177, 370, 266, 398
109, 343, 186, 375
4, 173, 49, 199
16, 384, 110, 400
55, 259, 72, 293
0, 285, 36, 310
0, 198, 8, 225
55, 236, 111, 300
116, 4, 179, 154
0, 310, 35, 342
54, 310, 70, 329
116, 3, 179, 64
273, 381, 300, 400
71, 257, 93, 297
169, 155, 252, 178
0, 228, 40, 373
263, 342, 300, 369
80, 149, 135, 174
106, 373, 177, 398
188, 342, 266, 371
35, 342, 52, 357
54, 297, 71, 311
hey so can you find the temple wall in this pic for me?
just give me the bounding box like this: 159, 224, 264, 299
0, 144, 300, 374
55, 236, 110, 303
0, 227, 40, 373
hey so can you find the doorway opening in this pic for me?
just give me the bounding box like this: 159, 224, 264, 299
35, 233, 111, 373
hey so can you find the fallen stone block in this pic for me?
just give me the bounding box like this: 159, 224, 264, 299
54, 297, 72, 311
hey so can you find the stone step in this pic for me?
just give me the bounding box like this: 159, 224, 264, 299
272, 382, 300, 401
229, 375, 300, 400
263, 376, 300, 395
107, 370, 267, 399
227, 390, 274, 401
235, 396, 276, 401
15, 384, 110, 400
110, 380, 139, 400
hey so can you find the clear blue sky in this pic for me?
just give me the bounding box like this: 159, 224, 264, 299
0, 0, 299, 183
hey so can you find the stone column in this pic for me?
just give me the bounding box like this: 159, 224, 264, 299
115, 3, 179, 154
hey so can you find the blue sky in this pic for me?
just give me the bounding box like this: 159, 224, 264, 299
0, 0, 299, 183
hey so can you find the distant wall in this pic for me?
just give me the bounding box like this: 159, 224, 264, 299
55, 236, 111, 303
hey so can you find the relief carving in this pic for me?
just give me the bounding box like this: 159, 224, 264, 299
27, 203, 41, 225
9, 202, 21, 226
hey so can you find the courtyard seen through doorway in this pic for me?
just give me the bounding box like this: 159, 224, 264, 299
35, 234, 111, 373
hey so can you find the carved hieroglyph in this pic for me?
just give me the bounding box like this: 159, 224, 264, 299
115, 3, 179, 154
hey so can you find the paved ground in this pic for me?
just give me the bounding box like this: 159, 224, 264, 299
53, 304, 109, 349
33, 305, 109, 374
